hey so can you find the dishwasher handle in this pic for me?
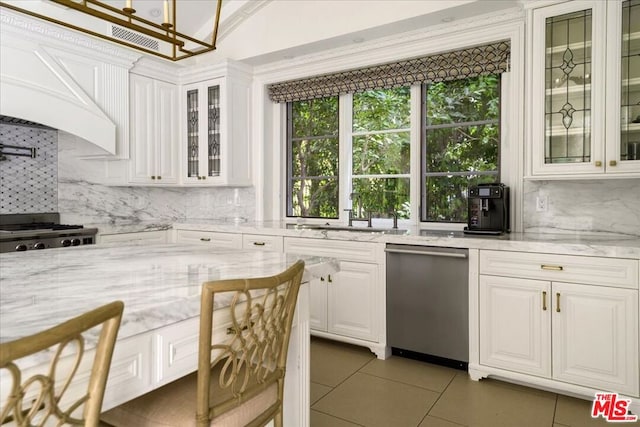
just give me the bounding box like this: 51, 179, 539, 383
384, 247, 467, 258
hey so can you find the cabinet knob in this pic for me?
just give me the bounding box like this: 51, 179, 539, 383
320, 276, 325, 282
202, 176, 207, 180
197, 176, 202, 180
151, 176, 156, 180
609, 160, 617, 167
157, 176, 162, 180
595, 161, 602, 167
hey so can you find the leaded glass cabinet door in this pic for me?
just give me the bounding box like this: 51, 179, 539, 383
183, 79, 223, 184
606, 0, 640, 174
530, 1, 606, 176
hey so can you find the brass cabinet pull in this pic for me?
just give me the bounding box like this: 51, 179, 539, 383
556, 293, 561, 313
202, 176, 207, 180
320, 276, 325, 282
541, 264, 563, 271
609, 160, 617, 167
197, 176, 202, 180
253, 242, 266, 246
542, 291, 547, 311
157, 176, 162, 180
200, 237, 211, 242
151, 176, 156, 180
595, 160, 602, 167
328, 274, 333, 283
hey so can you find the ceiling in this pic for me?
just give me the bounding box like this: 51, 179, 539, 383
2, 0, 522, 65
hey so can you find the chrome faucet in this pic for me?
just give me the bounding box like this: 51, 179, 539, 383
345, 208, 372, 227
345, 193, 373, 227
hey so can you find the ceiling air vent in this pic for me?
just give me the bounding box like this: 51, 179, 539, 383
111, 25, 159, 51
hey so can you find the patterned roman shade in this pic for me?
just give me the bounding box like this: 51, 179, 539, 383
268, 41, 510, 103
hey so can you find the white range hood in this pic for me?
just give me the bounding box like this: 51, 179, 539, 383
0, 7, 139, 157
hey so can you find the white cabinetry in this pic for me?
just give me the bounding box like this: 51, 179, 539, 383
173, 229, 242, 248
283, 237, 385, 358
129, 74, 179, 184
527, 0, 640, 177
242, 234, 284, 252
180, 62, 251, 186
475, 250, 639, 398
98, 230, 168, 245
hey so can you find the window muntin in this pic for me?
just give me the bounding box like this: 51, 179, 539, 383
421, 75, 501, 223
351, 88, 411, 218
287, 97, 339, 218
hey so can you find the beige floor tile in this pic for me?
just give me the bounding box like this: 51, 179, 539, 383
419, 415, 467, 427
311, 381, 333, 405
311, 338, 375, 387
311, 410, 363, 427
360, 356, 457, 393
313, 372, 440, 427
429, 373, 556, 427
554, 394, 634, 426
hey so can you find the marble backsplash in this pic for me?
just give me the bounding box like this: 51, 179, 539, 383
57, 132, 255, 225
42, 132, 640, 236
523, 180, 640, 237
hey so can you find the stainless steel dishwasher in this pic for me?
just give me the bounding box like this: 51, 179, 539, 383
385, 244, 469, 370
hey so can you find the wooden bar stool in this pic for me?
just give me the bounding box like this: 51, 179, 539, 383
102, 260, 305, 427
0, 301, 124, 426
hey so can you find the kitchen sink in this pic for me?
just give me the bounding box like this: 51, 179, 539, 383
286, 224, 408, 235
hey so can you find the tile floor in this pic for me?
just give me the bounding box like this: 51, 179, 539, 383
310, 337, 629, 427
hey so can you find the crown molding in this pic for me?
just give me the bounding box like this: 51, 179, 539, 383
178, 58, 253, 84
253, 7, 525, 83
0, 7, 140, 67
130, 57, 181, 84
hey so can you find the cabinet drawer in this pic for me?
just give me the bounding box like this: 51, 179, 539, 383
242, 234, 283, 252
99, 230, 168, 245
174, 230, 242, 248
284, 237, 380, 263
480, 250, 638, 289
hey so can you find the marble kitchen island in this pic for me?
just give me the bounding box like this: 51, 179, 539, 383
0, 243, 336, 426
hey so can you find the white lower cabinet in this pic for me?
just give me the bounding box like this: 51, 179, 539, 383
479, 275, 551, 377
308, 261, 378, 342
284, 237, 385, 357
173, 230, 242, 248
98, 230, 168, 245
477, 250, 639, 398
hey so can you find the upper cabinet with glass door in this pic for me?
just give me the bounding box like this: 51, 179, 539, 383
527, 0, 640, 177
606, 0, 640, 174
181, 63, 252, 186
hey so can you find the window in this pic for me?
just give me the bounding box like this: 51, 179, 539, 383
287, 97, 339, 218
351, 88, 411, 219
286, 76, 502, 223
421, 75, 501, 223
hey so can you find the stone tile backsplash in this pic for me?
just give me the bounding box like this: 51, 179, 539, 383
0, 123, 58, 214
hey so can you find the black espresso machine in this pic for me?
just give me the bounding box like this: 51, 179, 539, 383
464, 183, 510, 235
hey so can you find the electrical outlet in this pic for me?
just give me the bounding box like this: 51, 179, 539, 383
536, 195, 548, 212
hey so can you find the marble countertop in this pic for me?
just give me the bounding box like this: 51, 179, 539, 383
86, 220, 640, 259
0, 244, 336, 345
174, 220, 640, 259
